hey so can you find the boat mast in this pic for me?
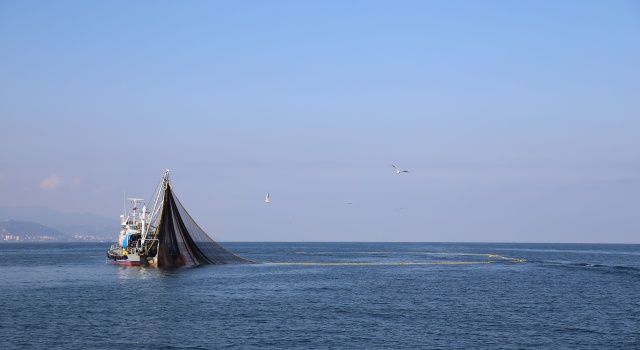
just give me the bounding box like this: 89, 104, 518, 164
141, 169, 170, 243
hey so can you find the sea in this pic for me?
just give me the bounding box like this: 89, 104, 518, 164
1, 242, 639, 349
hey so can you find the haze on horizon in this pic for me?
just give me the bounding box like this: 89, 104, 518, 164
1, 1, 638, 243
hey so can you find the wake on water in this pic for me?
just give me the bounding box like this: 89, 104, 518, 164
260, 252, 526, 266
532, 260, 640, 277
258, 249, 639, 278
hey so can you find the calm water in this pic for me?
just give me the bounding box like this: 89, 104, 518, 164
1, 242, 639, 349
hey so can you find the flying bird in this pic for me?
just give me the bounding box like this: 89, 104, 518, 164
391, 164, 409, 174
264, 193, 271, 204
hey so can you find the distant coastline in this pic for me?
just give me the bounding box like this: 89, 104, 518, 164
0, 219, 114, 242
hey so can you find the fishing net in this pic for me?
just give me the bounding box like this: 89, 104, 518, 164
155, 184, 252, 267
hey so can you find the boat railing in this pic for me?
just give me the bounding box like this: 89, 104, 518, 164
135, 238, 158, 248
132, 238, 158, 255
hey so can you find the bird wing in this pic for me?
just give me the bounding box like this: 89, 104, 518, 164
391, 164, 399, 170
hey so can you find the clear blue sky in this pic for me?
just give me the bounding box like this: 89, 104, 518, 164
1, 0, 638, 242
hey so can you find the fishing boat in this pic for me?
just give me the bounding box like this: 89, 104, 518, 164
106, 197, 148, 266
106, 170, 250, 267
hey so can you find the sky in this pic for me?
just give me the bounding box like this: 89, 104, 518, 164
0, 0, 639, 242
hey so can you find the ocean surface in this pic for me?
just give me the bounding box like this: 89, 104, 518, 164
1, 242, 639, 349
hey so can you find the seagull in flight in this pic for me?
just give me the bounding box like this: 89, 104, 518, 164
391, 164, 409, 174
264, 193, 271, 204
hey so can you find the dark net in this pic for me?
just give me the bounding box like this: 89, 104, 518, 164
156, 184, 252, 267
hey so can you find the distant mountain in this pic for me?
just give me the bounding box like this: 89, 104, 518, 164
0, 220, 69, 241
0, 206, 117, 239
